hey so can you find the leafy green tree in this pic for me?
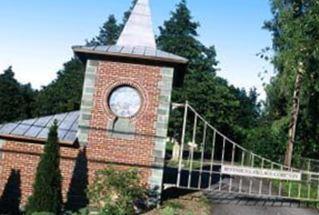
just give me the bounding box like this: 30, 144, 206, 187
0, 66, 35, 124
33, 58, 84, 116
26, 121, 62, 214
158, 0, 259, 143
255, 0, 319, 165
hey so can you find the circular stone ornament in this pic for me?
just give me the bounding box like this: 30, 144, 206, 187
108, 86, 142, 118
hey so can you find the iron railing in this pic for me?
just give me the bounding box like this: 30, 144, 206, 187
170, 102, 319, 202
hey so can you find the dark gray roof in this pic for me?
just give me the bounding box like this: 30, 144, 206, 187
0, 111, 79, 143
73, 45, 188, 64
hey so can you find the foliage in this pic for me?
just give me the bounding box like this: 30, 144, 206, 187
88, 167, 146, 215
33, 58, 84, 116
25, 121, 62, 214
248, 0, 319, 162
157, 0, 260, 145
0, 66, 35, 124
244, 121, 287, 162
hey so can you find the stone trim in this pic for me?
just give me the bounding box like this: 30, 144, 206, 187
78, 60, 99, 147
0, 139, 4, 160
149, 67, 174, 197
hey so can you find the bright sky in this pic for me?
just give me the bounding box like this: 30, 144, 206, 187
0, 0, 274, 99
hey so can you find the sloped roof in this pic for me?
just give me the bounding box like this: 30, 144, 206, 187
73, 45, 188, 65
0, 111, 79, 143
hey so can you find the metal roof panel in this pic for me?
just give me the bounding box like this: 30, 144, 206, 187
0, 111, 80, 143
73, 45, 188, 64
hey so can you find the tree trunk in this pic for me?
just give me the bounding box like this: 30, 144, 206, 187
284, 61, 304, 168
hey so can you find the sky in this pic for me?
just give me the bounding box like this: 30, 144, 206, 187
0, 0, 274, 99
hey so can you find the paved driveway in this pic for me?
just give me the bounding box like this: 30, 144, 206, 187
211, 204, 318, 215
207, 192, 319, 215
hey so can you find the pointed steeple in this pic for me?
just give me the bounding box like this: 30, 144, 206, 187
117, 0, 156, 49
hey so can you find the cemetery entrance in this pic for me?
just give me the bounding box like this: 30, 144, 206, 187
164, 102, 319, 202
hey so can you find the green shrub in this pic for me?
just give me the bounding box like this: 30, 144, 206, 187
25, 121, 62, 214
88, 167, 146, 215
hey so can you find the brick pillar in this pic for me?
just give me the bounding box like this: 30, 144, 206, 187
77, 59, 175, 203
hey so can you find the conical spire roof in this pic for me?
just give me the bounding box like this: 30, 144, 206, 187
73, 0, 188, 65
117, 0, 156, 49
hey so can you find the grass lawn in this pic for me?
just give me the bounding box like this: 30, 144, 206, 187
273, 180, 319, 207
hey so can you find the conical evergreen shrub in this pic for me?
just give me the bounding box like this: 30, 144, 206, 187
25, 120, 62, 214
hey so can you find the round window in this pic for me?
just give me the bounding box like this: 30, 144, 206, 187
108, 85, 142, 118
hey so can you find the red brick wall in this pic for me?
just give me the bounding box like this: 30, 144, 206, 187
0, 141, 79, 204
86, 60, 162, 184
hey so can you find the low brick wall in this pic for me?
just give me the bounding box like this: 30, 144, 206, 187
0, 140, 79, 205
0, 139, 154, 209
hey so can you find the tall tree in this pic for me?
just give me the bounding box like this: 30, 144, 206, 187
158, 0, 260, 143
264, 0, 319, 166
158, 0, 217, 75
0, 67, 35, 124
26, 121, 62, 214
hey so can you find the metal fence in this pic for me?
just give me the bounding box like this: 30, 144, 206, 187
168, 102, 319, 202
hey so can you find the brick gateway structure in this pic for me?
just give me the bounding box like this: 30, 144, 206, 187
0, 0, 187, 209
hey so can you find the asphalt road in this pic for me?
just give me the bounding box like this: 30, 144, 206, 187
211, 204, 319, 215
207, 192, 319, 215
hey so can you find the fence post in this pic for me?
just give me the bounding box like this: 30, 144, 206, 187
176, 101, 188, 187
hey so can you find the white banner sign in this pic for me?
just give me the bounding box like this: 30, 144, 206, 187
221, 165, 302, 181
